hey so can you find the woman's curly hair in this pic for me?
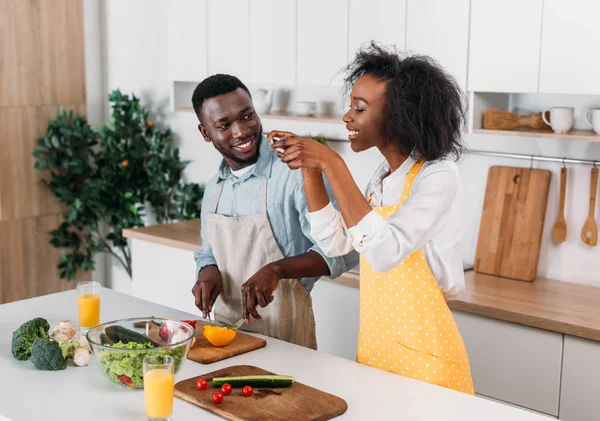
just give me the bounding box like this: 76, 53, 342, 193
344, 42, 466, 161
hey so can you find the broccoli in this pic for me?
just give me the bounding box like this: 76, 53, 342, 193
11, 317, 50, 360
58, 339, 80, 359
30, 338, 67, 370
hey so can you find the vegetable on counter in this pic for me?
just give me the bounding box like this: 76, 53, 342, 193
97, 341, 183, 388
212, 392, 224, 404
203, 325, 236, 347
73, 347, 91, 367
212, 375, 294, 388
196, 378, 208, 391
11, 317, 50, 360
31, 338, 67, 371
105, 325, 154, 346
242, 386, 253, 397
50, 320, 77, 340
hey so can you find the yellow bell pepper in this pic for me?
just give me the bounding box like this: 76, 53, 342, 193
203, 325, 237, 347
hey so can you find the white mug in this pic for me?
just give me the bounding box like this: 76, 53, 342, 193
293, 101, 316, 116
585, 109, 600, 135
542, 107, 574, 134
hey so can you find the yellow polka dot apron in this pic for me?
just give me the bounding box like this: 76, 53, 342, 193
356, 158, 474, 395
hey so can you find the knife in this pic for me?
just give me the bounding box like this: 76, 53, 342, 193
230, 317, 245, 330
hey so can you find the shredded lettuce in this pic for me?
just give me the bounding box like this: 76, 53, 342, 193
98, 341, 183, 388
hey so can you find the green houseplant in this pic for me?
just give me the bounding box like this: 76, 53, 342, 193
33, 90, 204, 280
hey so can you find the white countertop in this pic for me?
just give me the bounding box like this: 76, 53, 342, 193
0, 289, 549, 421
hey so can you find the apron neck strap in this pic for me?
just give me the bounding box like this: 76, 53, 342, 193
397, 157, 425, 207
209, 177, 268, 214
210, 181, 225, 213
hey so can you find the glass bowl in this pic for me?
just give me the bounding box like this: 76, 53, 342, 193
86, 317, 195, 389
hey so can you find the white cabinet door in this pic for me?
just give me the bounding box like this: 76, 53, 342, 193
468, 0, 543, 93
406, 0, 470, 92
167, 0, 207, 82
311, 280, 360, 361
297, 0, 348, 86
452, 311, 562, 416
539, 0, 600, 95
249, 0, 296, 85
347, 0, 406, 61
559, 336, 600, 421
207, 0, 250, 80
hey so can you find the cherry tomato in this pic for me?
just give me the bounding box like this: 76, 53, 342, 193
212, 392, 224, 404
221, 383, 232, 396
196, 378, 208, 391
242, 385, 253, 397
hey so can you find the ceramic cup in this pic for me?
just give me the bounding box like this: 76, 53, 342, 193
542, 107, 574, 134
270, 88, 290, 113
294, 101, 316, 116
585, 109, 600, 135
316, 100, 335, 116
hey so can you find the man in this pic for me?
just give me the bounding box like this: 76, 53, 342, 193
191, 74, 358, 349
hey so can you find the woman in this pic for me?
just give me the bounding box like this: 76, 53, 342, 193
269, 43, 474, 394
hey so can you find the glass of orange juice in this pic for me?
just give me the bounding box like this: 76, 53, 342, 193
76, 281, 101, 333
143, 355, 175, 420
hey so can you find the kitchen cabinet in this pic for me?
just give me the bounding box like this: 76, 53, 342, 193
297, 0, 347, 86
538, 0, 600, 95
559, 335, 600, 421
452, 310, 562, 416
167, 0, 207, 82
249, 0, 296, 85
130, 240, 202, 318
207, 0, 250, 80
468, 0, 543, 93
406, 0, 470, 92
347, 0, 406, 61
311, 279, 360, 361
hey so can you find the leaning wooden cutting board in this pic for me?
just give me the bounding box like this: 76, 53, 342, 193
175, 365, 348, 421
475, 166, 551, 281
187, 321, 266, 364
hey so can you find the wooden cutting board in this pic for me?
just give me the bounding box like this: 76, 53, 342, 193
174, 365, 348, 421
187, 321, 267, 364
475, 166, 551, 281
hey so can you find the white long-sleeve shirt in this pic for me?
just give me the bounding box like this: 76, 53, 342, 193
307, 155, 465, 297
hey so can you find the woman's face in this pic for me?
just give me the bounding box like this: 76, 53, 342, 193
342, 74, 387, 152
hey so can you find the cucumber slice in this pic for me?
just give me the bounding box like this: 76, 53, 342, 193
212, 375, 294, 388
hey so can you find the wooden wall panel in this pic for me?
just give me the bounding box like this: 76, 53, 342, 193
0, 105, 85, 221
0, 0, 86, 107
0, 0, 89, 303
0, 214, 90, 303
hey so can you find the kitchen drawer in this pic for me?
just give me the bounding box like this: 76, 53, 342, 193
452, 310, 562, 416
559, 335, 600, 421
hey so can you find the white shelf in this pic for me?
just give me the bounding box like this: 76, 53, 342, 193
473, 128, 600, 142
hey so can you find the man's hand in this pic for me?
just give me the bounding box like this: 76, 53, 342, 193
192, 265, 222, 318
241, 264, 280, 323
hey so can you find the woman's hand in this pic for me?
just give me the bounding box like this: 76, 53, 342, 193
268, 130, 337, 172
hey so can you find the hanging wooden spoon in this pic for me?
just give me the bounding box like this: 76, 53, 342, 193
552, 167, 568, 244
581, 166, 598, 246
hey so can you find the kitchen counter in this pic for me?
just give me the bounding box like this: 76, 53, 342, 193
124, 220, 600, 342
0, 288, 550, 421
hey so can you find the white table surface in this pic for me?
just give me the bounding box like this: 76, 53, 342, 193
0, 288, 550, 421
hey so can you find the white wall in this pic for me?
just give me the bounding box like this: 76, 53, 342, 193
97, 0, 600, 289
84, 0, 107, 287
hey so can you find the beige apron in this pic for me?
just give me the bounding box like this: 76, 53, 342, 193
204, 177, 317, 349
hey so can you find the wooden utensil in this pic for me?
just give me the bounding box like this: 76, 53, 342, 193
175, 365, 348, 421
552, 167, 568, 244
475, 166, 552, 281
187, 320, 266, 364
581, 167, 598, 246
484, 109, 550, 130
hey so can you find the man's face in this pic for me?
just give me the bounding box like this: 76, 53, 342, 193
198, 88, 262, 170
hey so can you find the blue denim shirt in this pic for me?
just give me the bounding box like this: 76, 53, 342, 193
194, 135, 359, 292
